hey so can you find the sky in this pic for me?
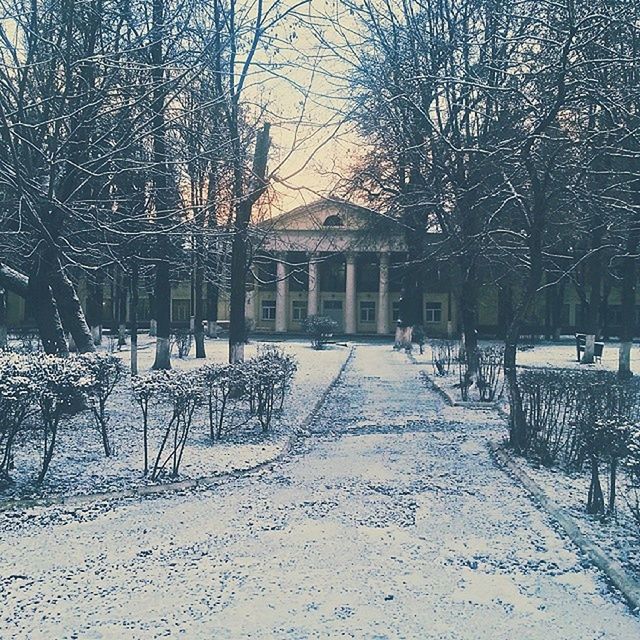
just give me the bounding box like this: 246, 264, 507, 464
247, 0, 367, 216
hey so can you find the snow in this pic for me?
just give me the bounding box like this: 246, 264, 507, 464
1, 344, 638, 637
1, 335, 350, 502
413, 338, 640, 586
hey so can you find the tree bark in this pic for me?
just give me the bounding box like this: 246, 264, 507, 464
130, 260, 139, 375
48, 258, 95, 354
228, 123, 271, 363
29, 263, 68, 356
194, 243, 206, 358
618, 233, 638, 378
0, 287, 7, 349
86, 271, 104, 345
152, 259, 171, 369
206, 281, 219, 337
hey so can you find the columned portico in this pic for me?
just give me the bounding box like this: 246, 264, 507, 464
307, 255, 319, 317
275, 255, 288, 332
345, 253, 357, 334
377, 252, 390, 334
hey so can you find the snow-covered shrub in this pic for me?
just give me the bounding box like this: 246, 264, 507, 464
171, 330, 192, 359
80, 354, 126, 457
518, 369, 639, 468
133, 370, 202, 479
248, 346, 298, 431
0, 353, 39, 485
477, 345, 504, 402
626, 426, 640, 530
132, 372, 172, 475
303, 315, 337, 350
431, 339, 457, 376
151, 370, 202, 479
257, 344, 297, 411
583, 416, 632, 515
519, 369, 579, 462
200, 363, 248, 441
456, 347, 476, 401
34, 355, 94, 483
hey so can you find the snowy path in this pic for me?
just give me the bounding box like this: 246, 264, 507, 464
1, 345, 639, 639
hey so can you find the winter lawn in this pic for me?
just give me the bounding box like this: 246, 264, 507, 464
1, 336, 350, 503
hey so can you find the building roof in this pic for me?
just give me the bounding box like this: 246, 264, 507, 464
257, 199, 407, 254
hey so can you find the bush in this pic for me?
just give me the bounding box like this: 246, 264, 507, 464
132, 370, 202, 480
518, 369, 638, 467
200, 362, 248, 441
0, 354, 39, 486
171, 329, 192, 359
431, 339, 457, 376
477, 346, 504, 402
303, 315, 337, 350
34, 355, 94, 483
132, 372, 172, 475
80, 354, 126, 457
248, 345, 298, 432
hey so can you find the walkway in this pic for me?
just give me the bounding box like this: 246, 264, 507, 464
1, 345, 639, 638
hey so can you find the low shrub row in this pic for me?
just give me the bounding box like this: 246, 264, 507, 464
0, 352, 125, 486
132, 346, 297, 479
0, 347, 297, 487
518, 368, 640, 520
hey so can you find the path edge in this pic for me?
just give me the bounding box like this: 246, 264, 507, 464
488, 440, 640, 614
418, 364, 640, 614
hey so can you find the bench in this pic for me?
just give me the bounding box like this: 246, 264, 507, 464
575, 333, 604, 363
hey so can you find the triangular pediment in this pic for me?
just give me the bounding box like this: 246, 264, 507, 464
264, 199, 387, 232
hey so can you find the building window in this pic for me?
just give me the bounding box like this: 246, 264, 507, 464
292, 300, 307, 322
392, 300, 400, 322
425, 301, 442, 323
261, 300, 276, 321
172, 299, 191, 322
323, 214, 343, 227
360, 300, 375, 323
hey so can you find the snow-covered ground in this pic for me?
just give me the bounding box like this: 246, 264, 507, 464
1, 345, 638, 638
1, 335, 350, 502
414, 338, 640, 585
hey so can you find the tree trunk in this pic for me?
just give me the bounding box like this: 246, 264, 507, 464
149, 292, 157, 337
29, 263, 68, 356
505, 323, 527, 452
116, 268, 128, 348
206, 281, 219, 337
130, 261, 139, 375
587, 457, 605, 515
0, 287, 7, 349
618, 238, 637, 379
228, 207, 249, 363
152, 259, 171, 370
460, 274, 479, 376
609, 457, 617, 514
86, 271, 104, 345
228, 123, 271, 363
49, 260, 95, 353
194, 247, 206, 358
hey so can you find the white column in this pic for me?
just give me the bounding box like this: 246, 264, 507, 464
275, 255, 288, 332
377, 252, 390, 334
307, 254, 319, 317
345, 253, 357, 334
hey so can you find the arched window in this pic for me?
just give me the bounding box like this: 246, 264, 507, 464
323, 214, 343, 227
